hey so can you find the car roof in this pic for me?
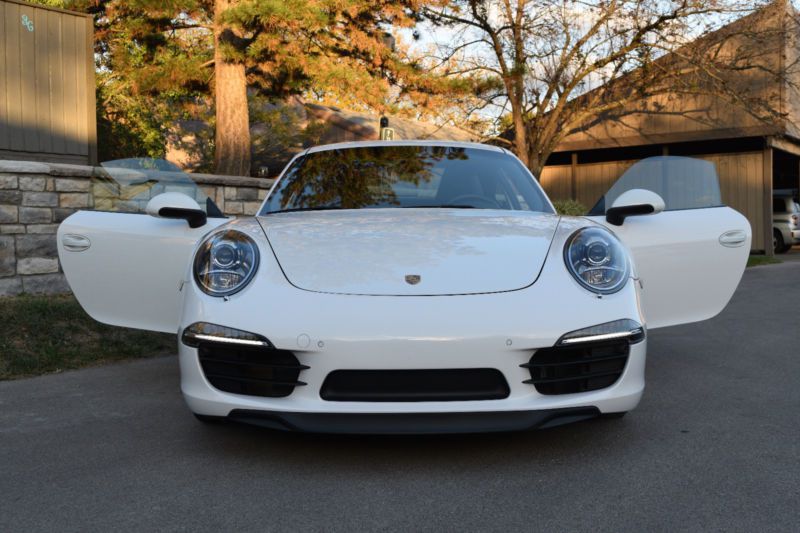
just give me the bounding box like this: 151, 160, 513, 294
304, 139, 506, 155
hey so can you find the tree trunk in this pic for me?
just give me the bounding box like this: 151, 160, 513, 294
214, 0, 250, 176
511, 104, 529, 169
527, 158, 543, 180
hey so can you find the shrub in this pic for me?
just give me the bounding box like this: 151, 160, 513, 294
552, 199, 588, 216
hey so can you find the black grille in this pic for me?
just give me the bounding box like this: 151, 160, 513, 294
198, 342, 308, 398
522, 340, 631, 395
320, 368, 510, 402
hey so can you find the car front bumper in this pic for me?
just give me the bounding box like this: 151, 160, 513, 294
180, 336, 645, 433
178, 230, 647, 434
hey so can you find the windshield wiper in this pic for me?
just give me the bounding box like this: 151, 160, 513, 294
266, 206, 345, 214
402, 204, 475, 209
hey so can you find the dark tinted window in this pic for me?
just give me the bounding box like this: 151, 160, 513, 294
261, 145, 553, 214
773, 198, 787, 213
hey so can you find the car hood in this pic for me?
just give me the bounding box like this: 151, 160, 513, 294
257, 209, 559, 296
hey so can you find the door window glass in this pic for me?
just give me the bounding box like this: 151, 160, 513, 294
91, 158, 224, 217
589, 156, 723, 215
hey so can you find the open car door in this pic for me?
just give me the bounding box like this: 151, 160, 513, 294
588, 156, 751, 329
57, 160, 228, 333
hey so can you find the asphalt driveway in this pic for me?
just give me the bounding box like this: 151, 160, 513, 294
1, 262, 798, 532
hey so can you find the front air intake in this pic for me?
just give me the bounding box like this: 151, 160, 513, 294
320, 368, 510, 402
522, 340, 631, 395
198, 342, 308, 398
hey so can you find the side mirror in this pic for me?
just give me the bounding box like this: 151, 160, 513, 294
606, 189, 665, 226
146, 192, 207, 228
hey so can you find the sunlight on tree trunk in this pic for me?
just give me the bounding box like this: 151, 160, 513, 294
214, 0, 250, 176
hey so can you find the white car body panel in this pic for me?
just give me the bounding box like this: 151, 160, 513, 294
260, 209, 558, 295
589, 207, 751, 329
57, 211, 227, 333
178, 218, 645, 416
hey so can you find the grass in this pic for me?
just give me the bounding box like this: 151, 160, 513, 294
747, 255, 783, 268
0, 294, 175, 380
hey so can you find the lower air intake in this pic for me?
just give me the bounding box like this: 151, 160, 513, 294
198, 342, 307, 398
320, 368, 510, 402
522, 340, 631, 395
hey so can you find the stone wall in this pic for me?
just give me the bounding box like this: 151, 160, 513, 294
0, 160, 274, 297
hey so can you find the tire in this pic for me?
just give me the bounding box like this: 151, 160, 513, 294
194, 413, 227, 424
774, 229, 786, 254
599, 412, 627, 420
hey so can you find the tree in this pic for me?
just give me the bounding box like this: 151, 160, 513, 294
220, 1, 456, 116
91, 1, 252, 174
213, 0, 250, 175
59, 0, 450, 174
424, 0, 790, 175
52, 1, 216, 163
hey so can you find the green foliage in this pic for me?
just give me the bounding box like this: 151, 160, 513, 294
81, 0, 214, 161
747, 255, 782, 268
0, 294, 174, 380
96, 73, 168, 161
553, 199, 588, 216
26, 0, 70, 7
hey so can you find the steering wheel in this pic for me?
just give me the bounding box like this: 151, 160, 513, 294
446, 194, 501, 209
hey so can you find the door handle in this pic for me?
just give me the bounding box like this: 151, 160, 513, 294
719, 230, 747, 248
62, 234, 91, 252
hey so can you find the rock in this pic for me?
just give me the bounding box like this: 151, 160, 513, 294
18, 177, 47, 191
0, 176, 18, 189
17, 257, 60, 275
16, 234, 57, 258
0, 277, 23, 296
19, 207, 52, 224
0, 160, 50, 174
22, 273, 70, 294
0, 235, 15, 276
0, 205, 18, 223
0, 190, 22, 203
59, 193, 91, 208
54, 178, 91, 192
22, 192, 59, 207
0, 224, 25, 234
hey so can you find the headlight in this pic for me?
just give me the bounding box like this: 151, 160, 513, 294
564, 226, 629, 294
194, 230, 259, 296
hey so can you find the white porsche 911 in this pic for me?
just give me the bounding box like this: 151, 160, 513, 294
57, 141, 750, 433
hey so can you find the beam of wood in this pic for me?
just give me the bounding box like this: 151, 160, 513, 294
763, 146, 774, 256
570, 152, 577, 200
767, 136, 800, 157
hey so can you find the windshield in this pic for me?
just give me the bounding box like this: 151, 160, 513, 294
93, 158, 224, 216
261, 145, 553, 214
589, 156, 723, 214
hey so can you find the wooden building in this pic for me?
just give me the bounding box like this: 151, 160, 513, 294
0, 0, 96, 165
538, 2, 800, 254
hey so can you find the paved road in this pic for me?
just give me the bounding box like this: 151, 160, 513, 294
2, 264, 799, 532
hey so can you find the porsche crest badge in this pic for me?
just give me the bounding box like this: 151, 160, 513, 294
405, 274, 421, 285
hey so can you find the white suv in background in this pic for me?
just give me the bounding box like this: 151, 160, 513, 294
773, 191, 800, 253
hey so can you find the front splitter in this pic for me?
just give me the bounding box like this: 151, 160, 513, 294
224, 407, 602, 434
